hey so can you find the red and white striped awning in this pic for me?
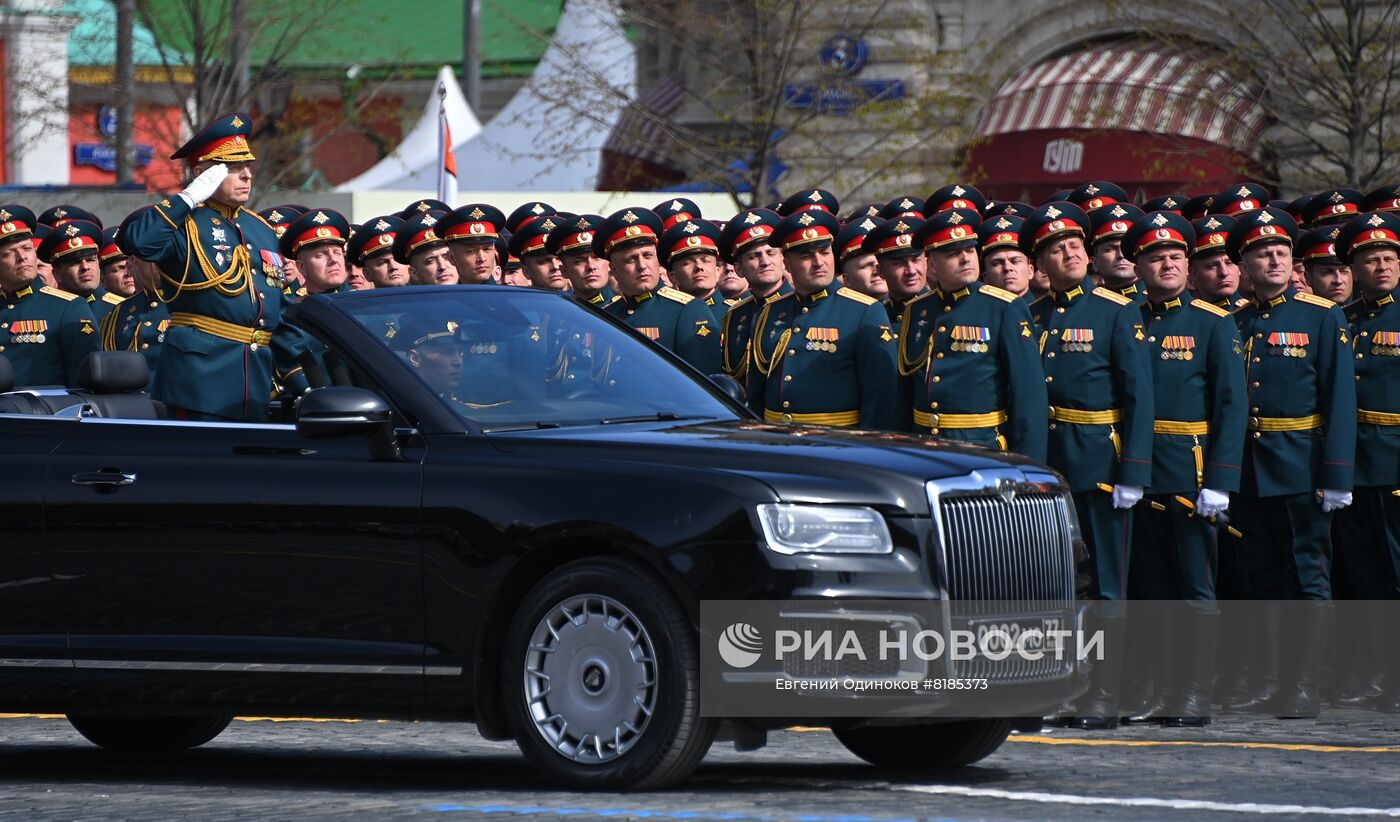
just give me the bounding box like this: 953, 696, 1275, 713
976, 46, 1270, 159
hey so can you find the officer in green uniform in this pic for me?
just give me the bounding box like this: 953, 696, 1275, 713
863, 216, 929, 329
510, 215, 568, 292
348, 215, 409, 289
547, 214, 614, 307
835, 216, 886, 301
1025, 201, 1154, 730
1187, 215, 1249, 312
1331, 213, 1400, 711
1297, 226, 1353, 305
1214, 183, 1271, 219
0, 205, 99, 387
1227, 206, 1355, 717
659, 218, 728, 323
978, 215, 1034, 303
747, 208, 898, 429
923, 183, 986, 217
505, 201, 554, 234
98, 227, 136, 301
100, 214, 169, 388
1088, 203, 1148, 306
595, 208, 721, 373
38, 219, 122, 324
122, 113, 307, 421
718, 209, 788, 382
395, 211, 459, 286
1117, 211, 1246, 728
439, 204, 506, 285
1302, 189, 1364, 229
899, 208, 1047, 460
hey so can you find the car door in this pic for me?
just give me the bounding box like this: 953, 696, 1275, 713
45, 412, 428, 713
0, 412, 80, 708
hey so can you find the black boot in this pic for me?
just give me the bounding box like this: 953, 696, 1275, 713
1229, 608, 1284, 713
1214, 602, 1254, 708
1122, 609, 1175, 725
1164, 610, 1219, 727
1331, 601, 1385, 707
1071, 612, 1125, 731
1277, 602, 1330, 718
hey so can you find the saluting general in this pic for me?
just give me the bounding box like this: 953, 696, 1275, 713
123, 113, 306, 421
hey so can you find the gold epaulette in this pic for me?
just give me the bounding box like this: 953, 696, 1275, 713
837, 286, 878, 305
102, 291, 125, 305
40, 286, 79, 301
1192, 299, 1229, 317
243, 209, 278, 233
724, 297, 740, 307
1092, 286, 1133, 306
980, 284, 1017, 303
606, 294, 622, 305
1234, 297, 1250, 310
659, 286, 693, 304
1294, 292, 1336, 308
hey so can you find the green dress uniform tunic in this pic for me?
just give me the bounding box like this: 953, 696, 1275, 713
1232, 288, 1356, 599
898, 282, 1047, 461
1031, 285, 1155, 600
1133, 293, 1247, 600
99, 291, 169, 390
0, 284, 98, 387
604, 285, 722, 374
746, 284, 898, 430
720, 284, 790, 382
1336, 291, 1400, 597
123, 198, 303, 421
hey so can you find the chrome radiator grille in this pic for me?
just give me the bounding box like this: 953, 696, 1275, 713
938, 492, 1075, 608
928, 474, 1077, 683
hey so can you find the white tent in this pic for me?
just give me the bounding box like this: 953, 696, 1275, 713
337, 0, 635, 195
336, 66, 482, 193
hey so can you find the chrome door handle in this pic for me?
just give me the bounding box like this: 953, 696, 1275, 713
71, 471, 137, 488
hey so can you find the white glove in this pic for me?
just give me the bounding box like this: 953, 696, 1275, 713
1111, 484, 1144, 510
1319, 489, 1353, 513
179, 163, 229, 206
1195, 488, 1230, 518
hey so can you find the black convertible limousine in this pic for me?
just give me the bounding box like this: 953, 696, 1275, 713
0, 286, 1085, 789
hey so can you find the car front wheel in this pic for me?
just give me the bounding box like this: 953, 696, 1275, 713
66, 714, 233, 752
501, 557, 716, 789
833, 718, 1012, 769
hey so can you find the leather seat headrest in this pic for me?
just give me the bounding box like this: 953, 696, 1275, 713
78, 351, 150, 393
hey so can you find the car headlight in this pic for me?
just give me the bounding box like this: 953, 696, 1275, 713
756, 503, 894, 555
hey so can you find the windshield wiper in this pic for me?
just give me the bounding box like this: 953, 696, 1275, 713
481, 421, 562, 433
599, 412, 700, 425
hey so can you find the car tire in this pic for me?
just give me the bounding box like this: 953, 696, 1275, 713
66, 714, 233, 752
501, 557, 716, 790
833, 718, 1012, 769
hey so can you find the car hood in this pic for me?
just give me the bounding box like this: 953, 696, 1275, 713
483, 419, 1058, 515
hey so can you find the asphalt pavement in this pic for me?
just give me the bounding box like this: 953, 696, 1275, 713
0, 710, 1397, 820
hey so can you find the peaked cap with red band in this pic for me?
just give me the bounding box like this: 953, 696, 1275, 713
1335, 210, 1400, 264
439, 203, 506, 245
1019, 201, 1090, 256
1119, 211, 1194, 263
279, 209, 350, 259
658, 218, 722, 267
591, 208, 663, 258
172, 112, 256, 164
718, 208, 780, 262
1224, 206, 1298, 262
37, 219, 103, 264
1189, 214, 1236, 259
774, 208, 840, 252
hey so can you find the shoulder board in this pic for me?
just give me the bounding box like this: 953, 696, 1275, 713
40, 286, 79, 302
904, 290, 938, 310
243, 210, 277, 232
1294, 292, 1335, 308
102, 291, 125, 305
1234, 297, 1250, 310
729, 294, 755, 310
1091, 286, 1133, 306
837, 286, 879, 305
607, 294, 622, 305
979, 284, 1017, 303
658, 286, 693, 304
764, 290, 792, 304
1191, 299, 1229, 317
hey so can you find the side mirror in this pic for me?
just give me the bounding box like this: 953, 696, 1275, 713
296, 387, 400, 459
707, 373, 746, 405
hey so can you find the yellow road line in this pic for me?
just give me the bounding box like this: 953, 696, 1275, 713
1009, 735, 1400, 753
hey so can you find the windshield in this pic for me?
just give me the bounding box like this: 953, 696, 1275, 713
336, 288, 740, 429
